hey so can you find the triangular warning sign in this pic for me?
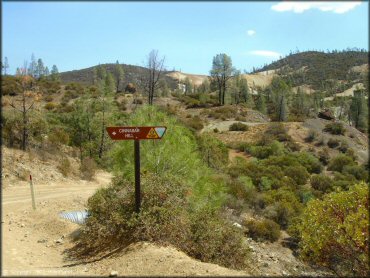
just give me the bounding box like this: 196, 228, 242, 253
146, 128, 159, 139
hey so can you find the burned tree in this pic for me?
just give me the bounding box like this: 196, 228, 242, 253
141, 50, 165, 105
10, 67, 36, 151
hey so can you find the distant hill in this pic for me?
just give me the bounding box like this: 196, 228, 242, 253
60, 63, 179, 91
253, 50, 369, 91
59, 50, 368, 96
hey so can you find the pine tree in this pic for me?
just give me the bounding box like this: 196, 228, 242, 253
36, 58, 45, 78
44, 66, 50, 76
3, 57, 9, 75
28, 54, 37, 77
50, 65, 60, 81
184, 77, 193, 95
114, 61, 124, 93
349, 89, 368, 132
256, 91, 267, 114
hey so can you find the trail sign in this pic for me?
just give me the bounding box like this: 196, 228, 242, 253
106, 126, 166, 140
106, 126, 167, 213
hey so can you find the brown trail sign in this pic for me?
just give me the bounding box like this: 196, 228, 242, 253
106, 126, 167, 212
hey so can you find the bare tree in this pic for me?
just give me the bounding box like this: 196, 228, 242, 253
10, 63, 36, 151
141, 50, 165, 105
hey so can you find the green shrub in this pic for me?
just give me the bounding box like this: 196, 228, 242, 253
58, 157, 71, 177
342, 165, 368, 181
328, 154, 355, 173
323, 122, 346, 135
75, 174, 249, 269
318, 147, 330, 165
327, 138, 340, 148
197, 133, 228, 170
293, 182, 369, 276
338, 140, 349, 153
264, 123, 291, 142
244, 219, 281, 242
248, 140, 285, 159
305, 130, 318, 142
48, 128, 70, 145
45, 102, 57, 110
229, 122, 249, 131
80, 157, 97, 180
310, 174, 333, 193
284, 165, 309, 185
183, 115, 204, 131
293, 152, 323, 174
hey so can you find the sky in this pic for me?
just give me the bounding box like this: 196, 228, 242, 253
2, 1, 369, 75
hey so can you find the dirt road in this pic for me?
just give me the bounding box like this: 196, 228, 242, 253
1, 170, 249, 276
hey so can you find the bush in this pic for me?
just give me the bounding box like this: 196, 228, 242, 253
58, 157, 71, 177
244, 219, 281, 242
293, 183, 369, 276
323, 122, 346, 135
80, 157, 97, 180
315, 136, 326, 146
327, 138, 340, 148
263, 186, 304, 228
310, 174, 333, 193
45, 102, 57, 110
342, 165, 368, 181
284, 165, 309, 186
248, 140, 285, 159
338, 140, 349, 153
229, 122, 248, 131
318, 147, 330, 165
305, 130, 318, 143
183, 115, 204, 131
197, 134, 228, 170
327, 154, 355, 173
74, 174, 249, 269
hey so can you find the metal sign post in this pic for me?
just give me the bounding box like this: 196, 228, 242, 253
106, 126, 167, 213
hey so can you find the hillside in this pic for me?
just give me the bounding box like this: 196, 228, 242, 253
59, 63, 178, 91
254, 50, 369, 91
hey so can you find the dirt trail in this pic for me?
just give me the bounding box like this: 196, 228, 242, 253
2, 170, 250, 276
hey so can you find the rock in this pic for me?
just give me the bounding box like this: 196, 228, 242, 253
233, 222, 242, 228
282, 271, 288, 275
55, 238, 64, 244
263, 262, 269, 267
109, 270, 118, 277
37, 239, 47, 243
20, 223, 25, 228
83, 267, 88, 272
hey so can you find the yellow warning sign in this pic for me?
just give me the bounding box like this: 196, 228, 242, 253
146, 128, 159, 139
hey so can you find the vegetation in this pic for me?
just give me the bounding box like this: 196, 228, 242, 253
244, 219, 281, 242
324, 122, 346, 135
229, 122, 248, 131
292, 182, 369, 276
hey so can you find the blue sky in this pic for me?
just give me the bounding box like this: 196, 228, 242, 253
2, 1, 368, 75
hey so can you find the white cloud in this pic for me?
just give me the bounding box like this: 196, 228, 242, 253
247, 30, 256, 36
271, 1, 362, 14
249, 50, 281, 58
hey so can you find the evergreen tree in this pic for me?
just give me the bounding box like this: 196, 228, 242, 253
349, 89, 368, 132
198, 79, 210, 94
210, 53, 235, 105
28, 53, 37, 77
44, 66, 50, 76
36, 58, 45, 78
3, 57, 9, 75
114, 61, 124, 93
184, 77, 193, 95
50, 65, 60, 81
256, 91, 267, 114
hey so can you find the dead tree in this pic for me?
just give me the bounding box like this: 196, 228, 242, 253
141, 50, 165, 105
10, 74, 35, 151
